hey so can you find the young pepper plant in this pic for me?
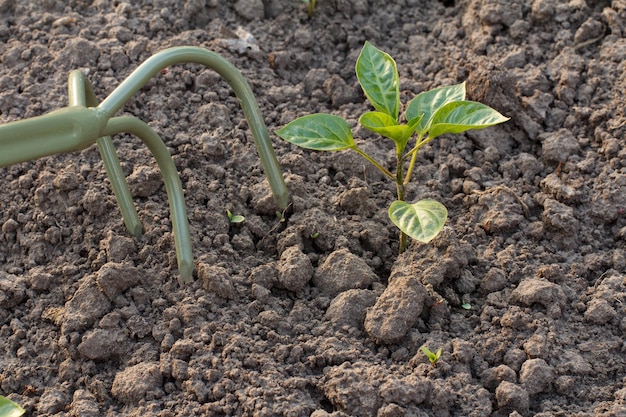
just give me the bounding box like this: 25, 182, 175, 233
276, 41, 509, 253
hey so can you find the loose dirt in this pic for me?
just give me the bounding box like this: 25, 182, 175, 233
1, 0, 625, 416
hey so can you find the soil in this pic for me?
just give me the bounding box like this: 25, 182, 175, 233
1, 0, 625, 416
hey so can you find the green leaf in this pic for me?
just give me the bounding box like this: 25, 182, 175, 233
276, 114, 355, 151
420, 346, 442, 363
359, 111, 416, 148
388, 199, 447, 243
406, 82, 466, 134
428, 100, 510, 139
356, 41, 400, 120
227, 210, 245, 224
0, 396, 25, 417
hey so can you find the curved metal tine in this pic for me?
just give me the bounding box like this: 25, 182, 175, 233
68, 70, 142, 236
102, 116, 193, 283
98, 46, 290, 209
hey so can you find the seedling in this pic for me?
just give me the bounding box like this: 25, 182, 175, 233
226, 210, 245, 224
0, 395, 24, 417
276, 41, 508, 253
275, 210, 286, 222
0, 46, 290, 282
302, 0, 316, 16
421, 346, 442, 367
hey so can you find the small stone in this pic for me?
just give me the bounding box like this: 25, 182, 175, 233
0, 272, 26, 308
540, 129, 580, 163
37, 388, 68, 414
170, 339, 196, 360
338, 186, 371, 214
70, 389, 100, 417
249, 264, 278, 290
557, 349, 593, 375
82, 189, 110, 216
541, 173, 581, 203
481, 267, 508, 292
313, 248, 376, 297
303, 68, 330, 95
78, 329, 127, 361
520, 358, 555, 395
455, 270, 479, 294
127, 166, 162, 198
481, 365, 517, 390
378, 375, 430, 406
277, 246, 314, 292
555, 375, 576, 395
53, 171, 81, 191
101, 232, 136, 263
323, 74, 359, 107
542, 198, 579, 233
1, 218, 19, 233
495, 381, 529, 413
584, 298, 617, 324
61, 277, 111, 334
574, 18, 604, 45
531, 0, 554, 21
233, 0, 264, 20
523, 332, 548, 358
364, 276, 428, 344
171, 359, 189, 382
509, 278, 566, 310
503, 348, 527, 372
322, 363, 378, 416
111, 362, 163, 404
95, 262, 141, 300
198, 263, 235, 299
502, 48, 526, 69
325, 289, 377, 330
57, 38, 100, 68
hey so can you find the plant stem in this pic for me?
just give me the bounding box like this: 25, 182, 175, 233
402, 133, 427, 185
352, 147, 395, 181
351, 144, 409, 254
395, 153, 409, 254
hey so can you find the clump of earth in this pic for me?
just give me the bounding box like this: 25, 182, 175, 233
1, 0, 625, 416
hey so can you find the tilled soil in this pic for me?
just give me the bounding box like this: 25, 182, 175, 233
1, 0, 626, 416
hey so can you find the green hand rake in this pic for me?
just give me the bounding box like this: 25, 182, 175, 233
0, 46, 290, 282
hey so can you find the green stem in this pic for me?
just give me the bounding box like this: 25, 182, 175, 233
98, 46, 289, 209
102, 116, 193, 283
352, 146, 395, 181
397, 134, 431, 253
68, 70, 142, 237
402, 133, 428, 186
395, 155, 408, 254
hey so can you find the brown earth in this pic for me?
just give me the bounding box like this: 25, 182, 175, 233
1, 0, 626, 416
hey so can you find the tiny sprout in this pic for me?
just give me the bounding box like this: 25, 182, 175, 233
227, 210, 245, 224
421, 346, 442, 367
276, 210, 286, 222
461, 303, 472, 310
302, 0, 316, 16
310, 232, 320, 239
